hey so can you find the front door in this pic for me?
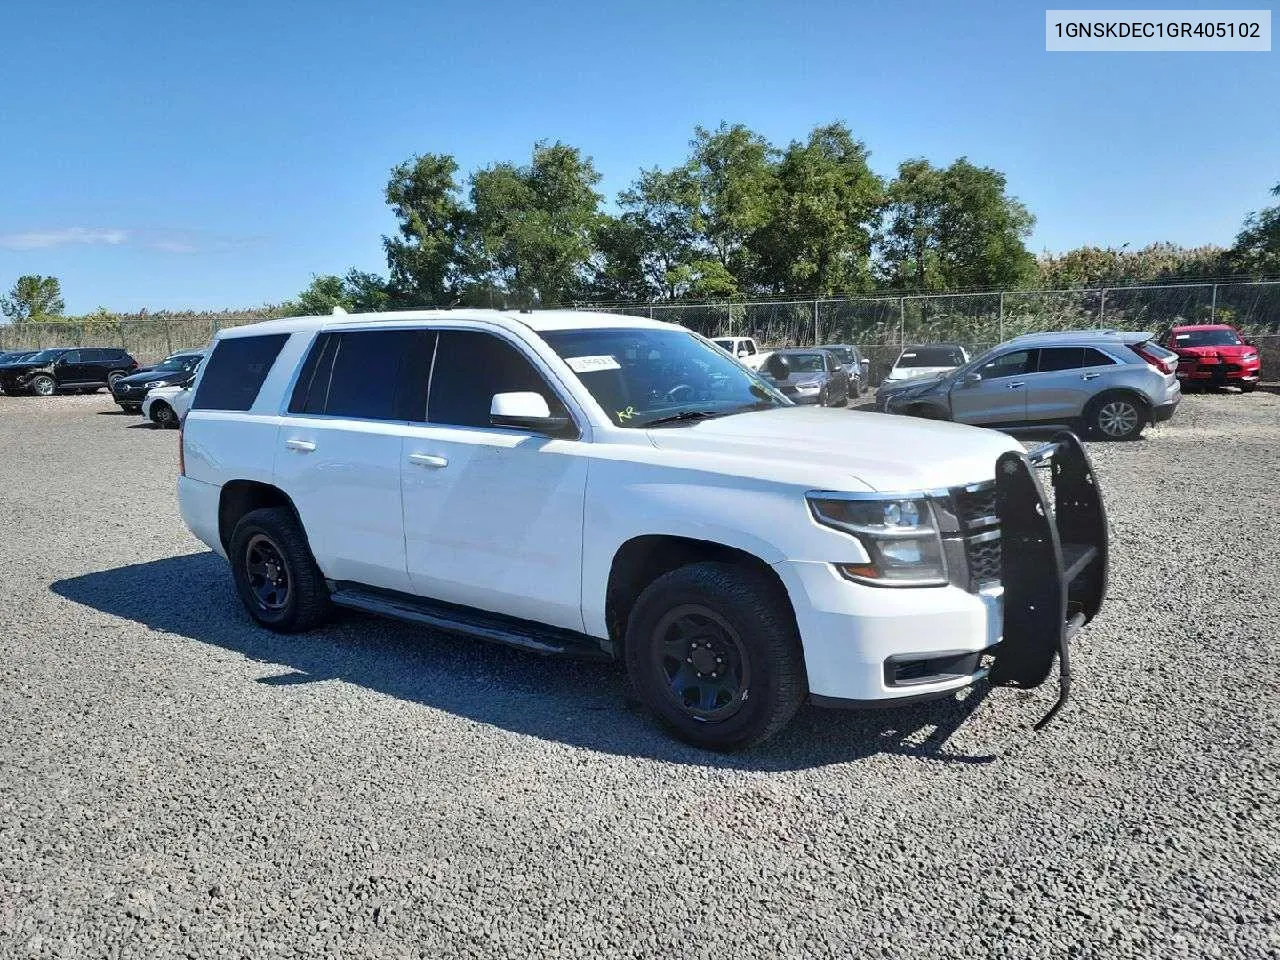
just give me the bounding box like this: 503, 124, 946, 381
400, 329, 588, 632
56, 350, 93, 386
949, 348, 1036, 425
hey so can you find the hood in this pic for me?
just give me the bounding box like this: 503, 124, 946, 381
115, 368, 178, 388
645, 406, 1021, 491
885, 366, 957, 382
879, 371, 947, 394
0, 361, 47, 376
1173, 344, 1255, 358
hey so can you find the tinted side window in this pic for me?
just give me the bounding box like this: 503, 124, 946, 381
289, 330, 433, 421
61, 350, 83, 363
192, 334, 289, 411
1037, 348, 1084, 372
1081, 347, 1116, 367
428, 331, 567, 428
744, 341, 756, 355
980, 350, 1035, 379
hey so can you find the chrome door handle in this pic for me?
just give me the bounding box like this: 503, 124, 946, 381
1081, 373, 1100, 380
284, 439, 316, 452
408, 452, 449, 469
1008, 382, 1025, 389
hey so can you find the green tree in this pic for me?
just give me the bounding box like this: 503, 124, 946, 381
879, 158, 1035, 290
383, 153, 468, 306
1229, 182, 1280, 276
598, 166, 703, 299
755, 123, 884, 295
1, 275, 65, 322
287, 269, 391, 316
468, 141, 604, 304
1037, 243, 1226, 287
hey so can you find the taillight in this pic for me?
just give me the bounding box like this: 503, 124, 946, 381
178, 420, 186, 476
1133, 343, 1178, 374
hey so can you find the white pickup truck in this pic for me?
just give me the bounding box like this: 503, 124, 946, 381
178, 310, 1109, 749
711, 336, 771, 370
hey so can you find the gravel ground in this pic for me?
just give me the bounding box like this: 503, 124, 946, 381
1, 391, 1277, 959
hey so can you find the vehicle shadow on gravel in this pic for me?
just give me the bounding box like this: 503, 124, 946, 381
52, 552, 997, 771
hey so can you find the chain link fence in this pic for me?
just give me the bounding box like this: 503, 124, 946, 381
2, 281, 1277, 385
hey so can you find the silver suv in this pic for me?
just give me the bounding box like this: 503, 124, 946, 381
876, 330, 1181, 440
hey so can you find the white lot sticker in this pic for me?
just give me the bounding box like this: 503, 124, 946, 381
1175, 334, 1191, 340
566, 355, 621, 373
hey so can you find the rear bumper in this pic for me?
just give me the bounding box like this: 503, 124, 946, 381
178, 475, 226, 558
1153, 399, 1179, 423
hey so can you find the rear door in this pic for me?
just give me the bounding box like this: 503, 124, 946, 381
273, 328, 433, 593
1023, 347, 1117, 422
400, 328, 589, 631
948, 349, 1036, 425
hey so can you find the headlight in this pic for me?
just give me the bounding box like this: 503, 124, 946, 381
149, 380, 172, 388
1241, 352, 1258, 362
807, 493, 947, 587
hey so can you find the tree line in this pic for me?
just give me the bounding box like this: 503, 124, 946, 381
2, 124, 1278, 323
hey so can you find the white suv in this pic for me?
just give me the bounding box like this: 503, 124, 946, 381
178, 310, 1109, 749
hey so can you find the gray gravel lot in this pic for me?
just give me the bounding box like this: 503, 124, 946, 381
1, 391, 1277, 959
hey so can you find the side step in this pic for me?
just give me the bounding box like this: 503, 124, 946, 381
329, 583, 613, 660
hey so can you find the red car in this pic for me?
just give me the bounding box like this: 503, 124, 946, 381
1164, 324, 1261, 392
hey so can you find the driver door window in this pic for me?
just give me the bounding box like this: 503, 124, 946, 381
979, 350, 1035, 379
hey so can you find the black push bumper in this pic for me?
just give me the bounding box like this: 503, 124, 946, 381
990, 431, 1108, 729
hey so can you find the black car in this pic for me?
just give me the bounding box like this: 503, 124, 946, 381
0, 347, 140, 397
111, 351, 206, 412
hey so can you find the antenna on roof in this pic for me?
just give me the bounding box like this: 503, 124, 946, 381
332, 306, 348, 315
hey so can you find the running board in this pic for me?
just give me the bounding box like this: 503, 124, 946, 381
328, 583, 613, 660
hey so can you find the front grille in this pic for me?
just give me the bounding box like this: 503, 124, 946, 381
948, 482, 1001, 591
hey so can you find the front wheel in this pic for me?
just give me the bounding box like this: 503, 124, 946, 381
624, 562, 807, 751
30, 375, 56, 397
229, 507, 332, 632
1088, 394, 1146, 440
150, 401, 179, 428
1240, 382, 1257, 394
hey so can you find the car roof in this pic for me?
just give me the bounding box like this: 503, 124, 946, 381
1003, 329, 1150, 347
900, 342, 966, 351
215, 309, 678, 340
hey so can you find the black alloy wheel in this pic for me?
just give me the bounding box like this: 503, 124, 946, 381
650, 605, 750, 722
244, 533, 292, 612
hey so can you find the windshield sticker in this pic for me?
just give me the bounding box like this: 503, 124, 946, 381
566, 354, 621, 373
1174, 334, 1190, 340
900, 352, 917, 358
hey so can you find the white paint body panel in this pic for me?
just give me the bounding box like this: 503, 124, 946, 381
178, 309, 1025, 704
141, 384, 194, 422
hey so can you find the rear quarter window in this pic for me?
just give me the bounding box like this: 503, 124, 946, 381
192, 334, 289, 411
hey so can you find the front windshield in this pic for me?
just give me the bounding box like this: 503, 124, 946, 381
780, 353, 826, 374
155, 355, 202, 372
541, 328, 790, 428
22, 350, 65, 364
825, 346, 854, 364
1173, 329, 1242, 347
897, 346, 965, 368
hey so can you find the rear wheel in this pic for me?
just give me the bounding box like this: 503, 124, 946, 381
229, 507, 332, 632
107, 372, 124, 390
150, 401, 178, 428
1087, 393, 1146, 440
1241, 382, 1257, 394
30, 375, 56, 397
624, 562, 807, 751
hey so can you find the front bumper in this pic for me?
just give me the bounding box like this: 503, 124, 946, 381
782, 432, 1108, 727
1177, 361, 1262, 383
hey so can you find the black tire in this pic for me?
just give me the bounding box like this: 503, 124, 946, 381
1240, 382, 1257, 394
30, 374, 56, 397
150, 401, 178, 428
624, 561, 807, 751
107, 372, 124, 389
228, 507, 332, 632
1086, 392, 1147, 441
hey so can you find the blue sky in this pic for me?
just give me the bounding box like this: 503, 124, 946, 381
0, 0, 1275, 313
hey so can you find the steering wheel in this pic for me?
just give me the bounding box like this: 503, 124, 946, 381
665, 384, 696, 403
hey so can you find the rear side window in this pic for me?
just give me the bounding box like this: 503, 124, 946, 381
428, 330, 567, 428
1037, 348, 1084, 372
192, 334, 289, 411
289, 329, 433, 421
1081, 347, 1116, 367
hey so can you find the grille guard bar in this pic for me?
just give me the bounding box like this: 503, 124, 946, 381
991, 431, 1109, 729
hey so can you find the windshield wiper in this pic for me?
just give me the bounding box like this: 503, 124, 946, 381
640, 410, 725, 428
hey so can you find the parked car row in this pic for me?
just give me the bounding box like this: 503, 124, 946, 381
0, 347, 140, 395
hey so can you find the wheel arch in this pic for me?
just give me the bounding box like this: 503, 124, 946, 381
217, 480, 301, 554
604, 534, 797, 652
1086, 387, 1152, 422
